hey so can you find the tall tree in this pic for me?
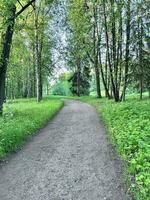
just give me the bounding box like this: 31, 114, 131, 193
122, 0, 131, 101
0, 0, 36, 115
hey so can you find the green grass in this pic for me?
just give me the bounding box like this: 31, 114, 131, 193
0, 97, 63, 159
78, 96, 150, 200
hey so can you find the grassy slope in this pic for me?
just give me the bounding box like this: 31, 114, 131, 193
79, 96, 150, 200
0, 97, 63, 159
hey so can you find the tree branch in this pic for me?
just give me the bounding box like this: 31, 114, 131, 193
16, 0, 36, 17
87, 51, 94, 64
17, 0, 23, 7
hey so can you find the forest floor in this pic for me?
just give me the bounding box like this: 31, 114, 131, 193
0, 100, 127, 200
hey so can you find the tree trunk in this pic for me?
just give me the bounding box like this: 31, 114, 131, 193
95, 62, 101, 98
27, 59, 33, 98
77, 58, 81, 97
99, 48, 110, 98
122, 0, 131, 101
32, 42, 37, 97
0, 5, 16, 115
37, 67, 43, 102
140, 77, 143, 100
46, 81, 49, 96
34, 9, 43, 102
117, 1, 123, 93
111, 0, 117, 91
103, 0, 118, 101
0, 73, 6, 115
105, 53, 109, 97
139, 18, 144, 100
93, 4, 101, 98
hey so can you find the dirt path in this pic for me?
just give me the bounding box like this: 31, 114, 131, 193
0, 100, 127, 200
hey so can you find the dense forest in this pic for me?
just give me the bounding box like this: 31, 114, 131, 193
0, 0, 149, 200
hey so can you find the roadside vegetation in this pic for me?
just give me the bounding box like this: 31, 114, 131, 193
0, 98, 63, 159
79, 95, 150, 200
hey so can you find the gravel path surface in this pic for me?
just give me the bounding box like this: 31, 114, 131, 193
0, 100, 127, 200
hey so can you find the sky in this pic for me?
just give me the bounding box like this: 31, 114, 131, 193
48, 0, 69, 84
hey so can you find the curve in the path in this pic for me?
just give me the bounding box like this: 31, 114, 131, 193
0, 100, 127, 200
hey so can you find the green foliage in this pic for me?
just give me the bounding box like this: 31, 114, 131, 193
67, 0, 92, 96
51, 73, 72, 96
0, 97, 63, 158
80, 96, 150, 200
51, 81, 71, 96
0, 0, 54, 101
68, 66, 91, 96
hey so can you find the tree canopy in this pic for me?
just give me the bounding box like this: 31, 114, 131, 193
0, 0, 149, 114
